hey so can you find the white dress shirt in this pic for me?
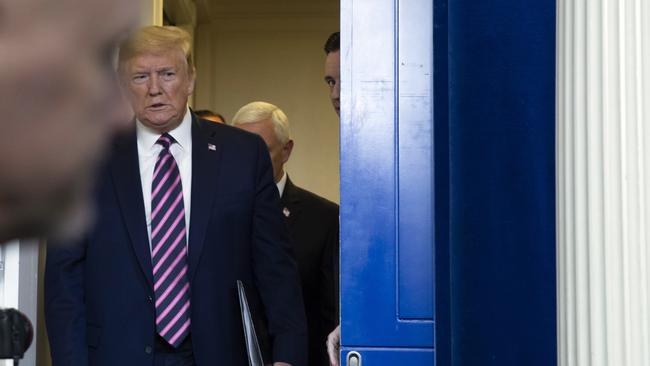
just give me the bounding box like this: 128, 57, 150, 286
276, 171, 288, 198
137, 107, 193, 251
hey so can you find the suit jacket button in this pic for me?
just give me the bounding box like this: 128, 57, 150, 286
147, 296, 153, 302
145, 345, 153, 354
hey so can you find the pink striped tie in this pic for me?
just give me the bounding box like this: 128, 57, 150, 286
151, 133, 191, 347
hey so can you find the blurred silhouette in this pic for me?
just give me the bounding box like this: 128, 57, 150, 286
0, 0, 137, 364
0, 0, 138, 242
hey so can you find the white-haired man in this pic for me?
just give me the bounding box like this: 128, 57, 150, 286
231, 101, 339, 366
45, 27, 307, 366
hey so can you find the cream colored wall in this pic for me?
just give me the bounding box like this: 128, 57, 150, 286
194, 17, 340, 203
142, 0, 164, 26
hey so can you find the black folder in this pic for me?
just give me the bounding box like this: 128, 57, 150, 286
237, 280, 264, 366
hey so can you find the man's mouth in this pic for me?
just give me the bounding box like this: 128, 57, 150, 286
148, 103, 167, 110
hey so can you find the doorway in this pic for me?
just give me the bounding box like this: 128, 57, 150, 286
167, 0, 341, 204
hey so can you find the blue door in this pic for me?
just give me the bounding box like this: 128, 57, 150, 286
340, 0, 556, 365
340, 0, 436, 364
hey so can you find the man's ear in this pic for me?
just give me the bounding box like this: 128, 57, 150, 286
187, 70, 196, 95
282, 140, 294, 164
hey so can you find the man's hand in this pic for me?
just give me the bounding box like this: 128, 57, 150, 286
273, 363, 292, 366
326, 325, 341, 366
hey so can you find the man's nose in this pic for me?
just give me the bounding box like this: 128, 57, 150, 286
148, 76, 162, 96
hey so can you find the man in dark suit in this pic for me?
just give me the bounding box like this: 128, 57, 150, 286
323, 31, 342, 366
231, 102, 339, 366
44, 26, 307, 366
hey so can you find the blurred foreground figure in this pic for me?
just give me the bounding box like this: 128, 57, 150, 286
232, 101, 339, 366
45, 26, 306, 366
0, 0, 138, 241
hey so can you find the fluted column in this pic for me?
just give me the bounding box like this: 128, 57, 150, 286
557, 0, 650, 365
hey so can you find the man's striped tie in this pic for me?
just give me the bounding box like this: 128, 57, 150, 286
151, 133, 191, 347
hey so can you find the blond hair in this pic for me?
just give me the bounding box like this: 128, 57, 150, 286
230, 102, 291, 144
118, 26, 195, 75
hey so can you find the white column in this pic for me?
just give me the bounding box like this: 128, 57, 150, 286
557, 0, 650, 365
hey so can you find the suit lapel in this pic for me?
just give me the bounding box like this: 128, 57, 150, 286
188, 116, 223, 282
110, 131, 154, 289
281, 177, 302, 227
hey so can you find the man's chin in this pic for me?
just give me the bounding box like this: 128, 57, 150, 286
332, 103, 340, 116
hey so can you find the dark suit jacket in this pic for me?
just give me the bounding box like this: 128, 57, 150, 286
280, 178, 339, 366
44, 116, 307, 366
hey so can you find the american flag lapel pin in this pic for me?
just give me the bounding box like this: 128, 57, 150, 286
208, 143, 216, 151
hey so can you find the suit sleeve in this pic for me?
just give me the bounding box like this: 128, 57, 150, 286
44, 238, 89, 366
250, 136, 308, 366
319, 205, 340, 334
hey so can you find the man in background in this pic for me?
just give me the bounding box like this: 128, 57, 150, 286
323, 31, 342, 366
323, 32, 341, 117
195, 109, 226, 124
231, 101, 339, 366
45, 26, 306, 366
0, 0, 138, 242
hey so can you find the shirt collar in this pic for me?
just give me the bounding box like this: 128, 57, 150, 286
276, 171, 288, 197
136, 107, 193, 152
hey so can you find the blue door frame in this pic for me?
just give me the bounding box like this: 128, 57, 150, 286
340, 0, 556, 365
